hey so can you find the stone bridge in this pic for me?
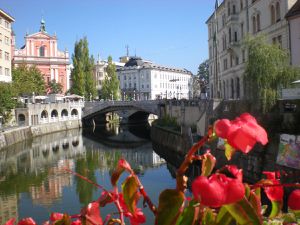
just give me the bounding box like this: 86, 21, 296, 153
82, 100, 162, 124
82, 99, 218, 135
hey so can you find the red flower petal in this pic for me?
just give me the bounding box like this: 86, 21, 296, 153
288, 189, 300, 210
71, 219, 82, 225
17, 218, 37, 225
192, 175, 226, 208
264, 180, 283, 202
50, 213, 64, 221
81, 202, 103, 225
215, 119, 231, 139
4, 218, 15, 225
224, 177, 245, 204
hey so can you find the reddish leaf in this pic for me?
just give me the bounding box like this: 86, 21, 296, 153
201, 150, 216, 177
53, 214, 71, 225
111, 159, 132, 186
81, 202, 103, 225
17, 218, 37, 225
155, 189, 185, 225
71, 220, 82, 225
224, 142, 236, 161
122, 176, 139, 214
4, 218, 16, 225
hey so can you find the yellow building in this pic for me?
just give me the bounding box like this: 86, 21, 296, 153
0, 9, 14, 83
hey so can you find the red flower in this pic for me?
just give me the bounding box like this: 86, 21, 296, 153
71, 219, 82, 225
17, 218, 37, 225
288, 189, 300, 210
50, 213, 64, 222
192, 173, 245, 207
4, 218, 15, 225
263, 172, 283, 202
215, 113, 268, 153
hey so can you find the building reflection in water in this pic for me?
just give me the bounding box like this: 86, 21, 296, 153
0, 125, 165, 223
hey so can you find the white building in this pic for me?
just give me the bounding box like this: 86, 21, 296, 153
286, 0, 300, 67
0, 9, 14, 83
94, 57, 125, 98
117, 57, 193, 100
207, 0, 298, 99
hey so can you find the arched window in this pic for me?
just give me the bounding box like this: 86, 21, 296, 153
257, 14, 260, 31
271, 5, 275, 24
252, 16, 257, 34
39, 46, 45, 57
61, 109, 68, 117
223, 80, 226, 99
51, 109, 58, 118
71, 109, 78, 116
231, 79, 234, 99
236, 77, 240, 99
276, 2, 281, 22
41, 110, 48, 118
18, 114, 26, 126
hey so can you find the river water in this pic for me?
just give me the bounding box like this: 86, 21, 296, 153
0, 123, 175, 225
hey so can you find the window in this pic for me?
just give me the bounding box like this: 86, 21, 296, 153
223, 58, 228, 70
271, 5, 275, 24
5, 68, 9, 76
222, 14, 226, 27
241, 22, 244, 39
234, 31, 238, 42
276, 2, 281, 22
236, 77, 240, 99
229, 28, 232, 42
231, 79, 234, 98
5, 36, 9, 45
5, 52, 9, 60
233, 5, 236, 14
252, 16, 257, 34
39, 46, 45, 56
228, 2, 231, 16
278, 35, 282, 48
257, 14, 260, 31
124, 75, 126, 80
4, 21, 9, 29
240, 0, 243, 10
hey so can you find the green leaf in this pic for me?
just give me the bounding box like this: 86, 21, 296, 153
176, 200, 198, 225
53, 214, 71, 225
155, 189, 185, 225
202, 208, 216, 225
201, 152, 216, 177
224, 142, 235, 161
249, 190, 263, 222
224, 196, 261, 225
216, 206, 234, 225
282, 213, 297, 223
269, 201, 282, 218
122, 176, 139, 214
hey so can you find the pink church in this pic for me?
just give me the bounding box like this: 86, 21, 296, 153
13, 20, 70, 93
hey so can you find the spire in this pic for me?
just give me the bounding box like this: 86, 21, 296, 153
40, 18, 46, 32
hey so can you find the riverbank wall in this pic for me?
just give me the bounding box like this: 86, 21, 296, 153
0, 120, 82, 149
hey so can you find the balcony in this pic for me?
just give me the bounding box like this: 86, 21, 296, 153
227, 14, 239, 23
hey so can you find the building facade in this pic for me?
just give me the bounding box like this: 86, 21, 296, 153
13, 20, 70, 93
94, 57, 125, 98
0, 9, 14, 83
286, 0, 300, 66
207, 0, 297, 99
117, 57, 193, 100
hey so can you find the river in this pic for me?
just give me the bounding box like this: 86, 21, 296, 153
0, 123, 175, 225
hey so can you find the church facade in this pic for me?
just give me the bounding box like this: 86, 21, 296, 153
13, 20, 70, 93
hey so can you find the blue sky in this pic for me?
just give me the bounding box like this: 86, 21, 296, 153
2, 0, 216, 74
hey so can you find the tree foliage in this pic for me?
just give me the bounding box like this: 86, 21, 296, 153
101, 56, 120, 100
71, 37, 97, 100
197, 59, 209, 93
0, 82, 16, 123
48, 79, 63, 94
12, 64, 46, 96
244, 35, 300, 112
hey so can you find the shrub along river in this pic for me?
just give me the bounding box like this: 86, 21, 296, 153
0, 123, 176, 224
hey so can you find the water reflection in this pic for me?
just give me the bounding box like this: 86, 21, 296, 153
0, 124, 167, 224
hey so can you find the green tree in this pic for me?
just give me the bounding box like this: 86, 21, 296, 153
12, 64, 46, 96
244, 35, 300, 112
0, 82, 16, 123
71, 37, 97, 100
197, 60, 209, 93
48, 79, 63, 94
101, 56, 120, 100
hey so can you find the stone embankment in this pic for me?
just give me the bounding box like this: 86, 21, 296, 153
0, 120, 81, 149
